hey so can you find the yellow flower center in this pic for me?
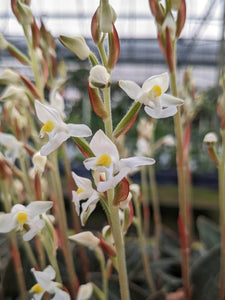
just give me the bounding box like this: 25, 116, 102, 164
30, 283, 44, 293
148, 85, 162, 98
40, 120, 55, 134
96, 154, 112, 167
76, 187, 84, 194
17, 212, 28, 226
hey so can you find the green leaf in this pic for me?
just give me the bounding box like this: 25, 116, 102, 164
191, 245, 220, 300
197, 216, 221, 249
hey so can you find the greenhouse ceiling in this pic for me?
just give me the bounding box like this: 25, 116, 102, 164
0, 0, 224, 89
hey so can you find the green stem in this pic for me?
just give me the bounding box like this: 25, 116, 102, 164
133, 191, 156, 293
95, 247, 108, 300
102, 82, 130, 299
22, 25, 44, 99
50, 152, 78, 299
170, 66, 191, 299
98, 36, 108, 68
148, 165, 161, 255
141, 167, 150, 237
0, 182, 28, 300
219, 130, 225, 300
108, 189, 130, 300
103, 87, 113, 138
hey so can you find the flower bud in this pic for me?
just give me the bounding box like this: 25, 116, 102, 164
77, 283, 93, 300
16, 0, 33, 25
102, 225, 114, 244
89, 65, 110, 89
119, 192, 132, 210
162, 13, 177, 41
59, 36, 91, 60
0, 69, 21, 85
32, 151, 47, 174
0, 85, 29, 103
203, 132, 218, 146
171, 0, 182, 10
130, 183, 140, 197
99, 0, 117, 33
69, 231, 100, 249
0, 33, 8, 50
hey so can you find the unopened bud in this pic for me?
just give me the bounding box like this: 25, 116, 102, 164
32, 151, 47, 174
69, 231, 100, 249
0, 85, 28, 102
171, 0, 182, 10
162, 13, 177, 41
0, 33, 8, 50
102, 225, 114, 244
130, 184, 140, 197
89, 65, 110, 89
16, 0, 33, 25
99, 0, 117, 33
119, 192, 132, 210
203, 132, 218, 146
59, 36, 91, 60
77, 283, 93, 300
0, 69, 21, 85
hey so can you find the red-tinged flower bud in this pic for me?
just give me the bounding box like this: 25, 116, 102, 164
87, 79, 109, 120
113, 177, 129, 206
108, 24, 120, 70
165, 27, 175, 73
176, 0, 186, 38
91, 9, 101, 44
98, 233, 116, 257
31, 18, 40, 49
148, 0, 165, 25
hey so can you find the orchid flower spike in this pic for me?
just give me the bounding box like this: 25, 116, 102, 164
72, 172, 100, 226
30, 265, 70, 300
119, 72, 184, 119
0, 132, 24, 164
35, 100, 92, 156
0, 201, 52, 241
84, 130, 155, 192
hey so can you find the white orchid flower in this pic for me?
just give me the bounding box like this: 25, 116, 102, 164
119, 72, 184, 119
0, 201, 52, 241
72, 172, 99, 226
30, 265, 70, 300
35, 100, 92, 156
83, 130, 155, 192
0, 132, 24, 164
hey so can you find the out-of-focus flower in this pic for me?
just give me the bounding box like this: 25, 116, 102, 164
32, 151, 47, 174
35, 100, 92, 156
0, 132, 24, 164
89, 65, 110, 89
119, 72, 184, 119
0, 202, 52, 241
71, 172, 99, 226
69, 231, 100, 249
0, 69, 21, 85
30, 265, 70, 300
84, 130, 155, 192
77, 283, 93, 300
203, 132, 218, 146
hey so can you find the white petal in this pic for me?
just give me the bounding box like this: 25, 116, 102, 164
43, 265, 56, 280
27, 201, 53, 217
119, 80, 142, 100
142, 73, 169, 93
0, 132, 21, 148
52, 287, 70, 300
72, 172, 93, 191
40, 131, 69, 156
23, 220, 44, 241
72, 190, 80, 215
81, 192, 99, 213
0, 213, 16, 233
69, 231, 99, 249
120, 157, 155, 169
83, 157, 97, 171
80, 203, 97, 226
144, 106, 162, 118
89, 130, 119, 161
31, 267, 54, 290
145, 105, 178, 118
160, 94, 184, 107
35, 100, 62, 125
67, 124, 92, 137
